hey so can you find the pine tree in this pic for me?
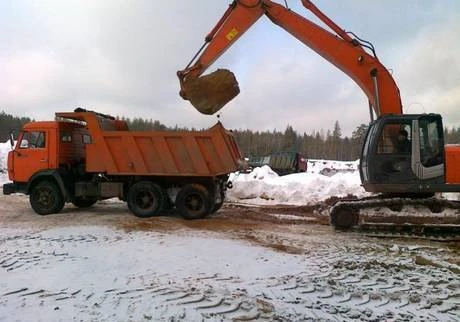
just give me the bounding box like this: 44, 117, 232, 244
282, 125, 298, 151
0, 111, 33, 141
332, 121, 342, 159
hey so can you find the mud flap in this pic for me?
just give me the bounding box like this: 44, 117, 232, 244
182, 69, 240, 115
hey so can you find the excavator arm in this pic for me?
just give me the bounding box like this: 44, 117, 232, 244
177, 0, 402, 117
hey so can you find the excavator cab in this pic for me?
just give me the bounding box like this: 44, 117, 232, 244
360, 114, 445, 194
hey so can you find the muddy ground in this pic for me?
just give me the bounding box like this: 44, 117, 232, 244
0, 194, 459, 321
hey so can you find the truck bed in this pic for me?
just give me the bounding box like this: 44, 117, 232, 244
56, 111, 244, 177
87, 123, 242, 176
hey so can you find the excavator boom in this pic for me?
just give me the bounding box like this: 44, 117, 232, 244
178, 0, 403, 117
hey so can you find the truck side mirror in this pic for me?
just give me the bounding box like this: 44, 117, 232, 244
9, 130, 14, 150
20, 140, 29, 149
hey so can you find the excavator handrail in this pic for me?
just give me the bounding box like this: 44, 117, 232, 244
178, 0, 403, 117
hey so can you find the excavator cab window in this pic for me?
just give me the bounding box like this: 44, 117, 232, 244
419, 117, 444, 167
363, 118, 416, 185
376, 123, 411, 155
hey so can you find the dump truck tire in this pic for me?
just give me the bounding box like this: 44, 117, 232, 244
176, 184, 214, 220
72, 197, 97, 208
127, 182, 164, 218
30, 180, 65, 215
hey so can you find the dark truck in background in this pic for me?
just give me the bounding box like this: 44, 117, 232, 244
247, 152, 307, 175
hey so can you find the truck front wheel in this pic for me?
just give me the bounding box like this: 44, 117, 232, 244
176, 184, 214, 220
30, 180, 65, 215
127, 182, 164, 218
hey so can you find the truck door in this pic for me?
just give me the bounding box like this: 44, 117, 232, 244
13, 130, 49, 182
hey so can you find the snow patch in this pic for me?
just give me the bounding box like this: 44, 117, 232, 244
0, 141, 12, 186
227, 160, 369, 205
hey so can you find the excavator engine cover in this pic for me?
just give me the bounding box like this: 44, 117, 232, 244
183, 69, 240, 115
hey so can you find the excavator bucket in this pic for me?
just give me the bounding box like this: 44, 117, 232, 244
182, 69, 240, 115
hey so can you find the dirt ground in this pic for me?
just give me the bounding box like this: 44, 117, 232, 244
1, 194, 459, 321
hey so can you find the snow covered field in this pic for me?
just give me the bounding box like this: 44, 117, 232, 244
0, 203, 459, 321
1, 141, 459, 321
1, 202, 459, 322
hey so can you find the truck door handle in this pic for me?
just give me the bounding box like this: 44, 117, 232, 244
40, 159, 48, 162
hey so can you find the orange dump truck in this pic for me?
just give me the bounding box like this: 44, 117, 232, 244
3, 109, 246, 219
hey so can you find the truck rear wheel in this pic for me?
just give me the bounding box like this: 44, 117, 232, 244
30, 180, 65, 215
72, 197, 98, 208
176, 184, 214, 220
127, 182, 164, 218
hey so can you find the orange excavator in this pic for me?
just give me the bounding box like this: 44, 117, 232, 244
178, 0, 460, 236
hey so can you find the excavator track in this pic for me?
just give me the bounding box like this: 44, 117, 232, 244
330, 196, 460, 241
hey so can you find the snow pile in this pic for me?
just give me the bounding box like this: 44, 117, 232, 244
227, 160, 369, 206
0, 141, 10, 170
0, 141, 11, 185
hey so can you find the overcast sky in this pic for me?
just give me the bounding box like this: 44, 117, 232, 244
1, 0, 459, 136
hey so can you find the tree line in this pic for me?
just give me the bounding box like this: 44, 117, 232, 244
0, 111, 33, 143
1, 111, 460, 161
232, 121, 368, 161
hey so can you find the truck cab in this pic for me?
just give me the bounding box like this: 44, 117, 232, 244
7, 121, 88, 184
4, 120, 89, 210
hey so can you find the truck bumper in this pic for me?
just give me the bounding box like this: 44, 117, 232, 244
2, 183, 26, 195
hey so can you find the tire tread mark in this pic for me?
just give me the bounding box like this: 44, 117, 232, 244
177, 294, 206, 305
2, 288, 28, 296
165, 292, 191, 302
22, 289, 45, 297
210, 301, 242, 315
196, 297, 224, 309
